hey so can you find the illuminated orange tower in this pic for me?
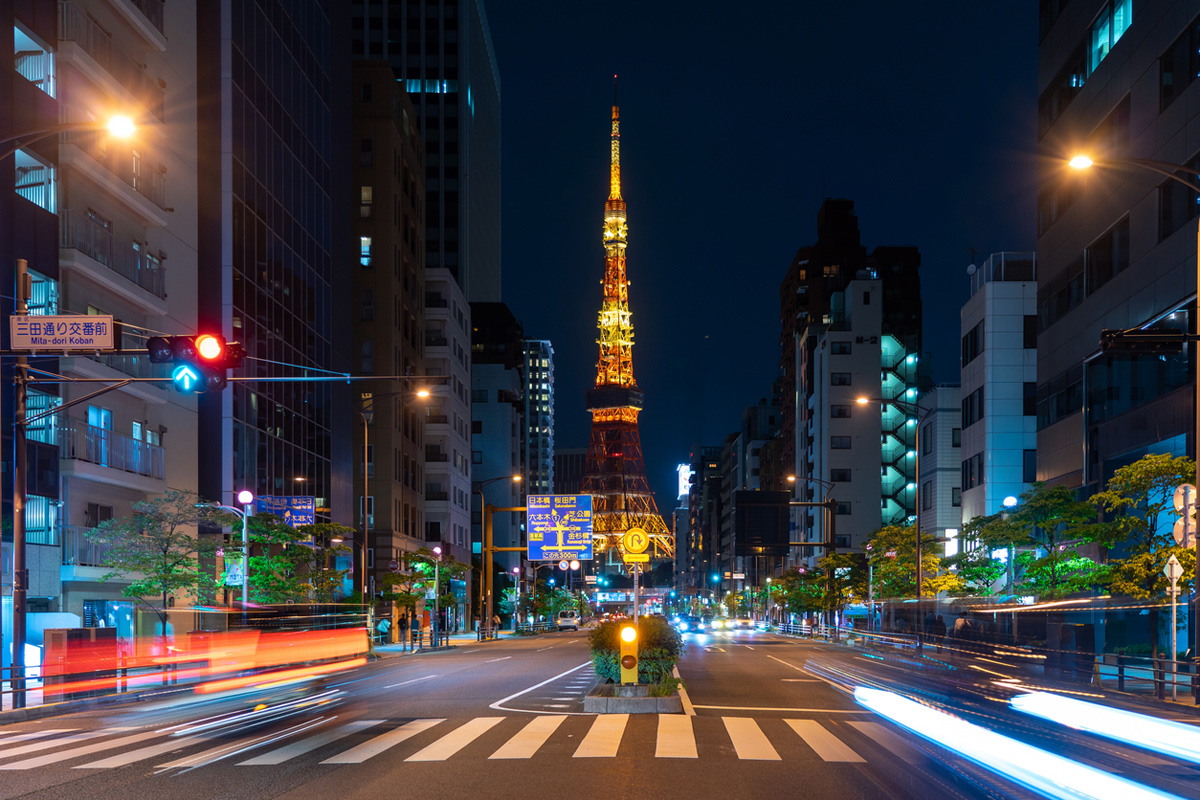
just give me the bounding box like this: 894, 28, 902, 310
582, 79, 673, 559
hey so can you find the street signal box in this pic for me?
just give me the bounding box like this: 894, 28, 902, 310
620, 624, 638, 685
148, 334, 245, 393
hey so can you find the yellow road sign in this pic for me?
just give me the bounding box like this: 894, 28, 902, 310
622, 527, 649, 554
623, 552, 649, 563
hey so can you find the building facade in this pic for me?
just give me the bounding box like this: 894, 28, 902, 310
917, 385, 962, 558
522, 340, 554, 496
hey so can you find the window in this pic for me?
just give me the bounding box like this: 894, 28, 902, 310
14, 148, 55, 213
1024, 382, 1037, 417
962, 387, 985, 428
1037, 365, 1084, 429
1024, 449, 1038, 483
835, 502, 851, 515
359, 236, 372, 268
951, 487, 961, 507
831, 341, 851, 355
921, 481, 933, 511
830, 404, 852, 418
1159, 156, 1200, 242
1038, 43, 1086, 140
471, 420, 482, 434
961, 321, 983, 366
1088, 0, 1132, 76
1086, 216, 1130, 291
87, 405, 111, 466
951, 427, 961, 447
1161, 16, 1200, 111
360, 289, 374, 322
360, 138, 373, 167
862, 291, 871, 306
830, 468, 852, 483
961, 452, 985, 490
360, 186, 373, 218
830, 373, 852, 386
360, 340, 374, 374
1025, 315, 1038, 348
830, 436, 852, 450
13, 21, 54, 98
84, 502, 112, 528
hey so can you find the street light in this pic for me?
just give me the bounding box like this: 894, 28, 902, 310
512, 565, 522, 627
200, 491, 255, 606
433, 546, 443, 647
0, 114, 137, 161
1067, 153, 1200, 665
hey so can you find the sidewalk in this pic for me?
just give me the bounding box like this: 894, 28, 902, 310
372, 629, 512, 657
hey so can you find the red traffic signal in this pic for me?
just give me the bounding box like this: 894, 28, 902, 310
146, 334, 243, 393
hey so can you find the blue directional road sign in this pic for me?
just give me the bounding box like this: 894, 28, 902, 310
256, 496, 316, 527
527, 494, 593, 561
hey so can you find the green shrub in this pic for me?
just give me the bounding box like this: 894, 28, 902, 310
588, 616, 684, 684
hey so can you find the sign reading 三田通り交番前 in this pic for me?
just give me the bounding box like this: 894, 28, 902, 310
10, 315, 114, 350
527, 494, 593, 561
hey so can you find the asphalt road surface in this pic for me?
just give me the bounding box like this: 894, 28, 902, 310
0, 628, 1196, 800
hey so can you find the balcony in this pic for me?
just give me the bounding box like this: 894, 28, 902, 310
61, 525, 111, 567
58, 1, 165, 118
425, 333, 448, 347
59, 129, 168, 225
425, 490, 449, 502
60, 209, 167, 301
425, 414, 449, 425
57, 418, 165, 491
425, 448, 449, 463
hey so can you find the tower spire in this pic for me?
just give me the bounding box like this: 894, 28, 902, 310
610, 75, 622, 202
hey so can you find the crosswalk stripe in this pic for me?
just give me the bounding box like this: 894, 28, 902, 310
0, 730, 78, 749
785, 720, 864, 762
239, 720, 383, 766
489, 715, 565, 759
75, 736, 208, 769
574, 714, 628, 758
322, 719, 444, 764
0, 729, 133, 759
406, 717, 504, 762
722, 717, 780, 761
850, 721, 924, 761
156, 718, 329, 770
655, 714, 697, 758
0, 730, 162, 770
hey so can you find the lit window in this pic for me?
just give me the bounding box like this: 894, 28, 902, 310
13, 22, 54, 97
1088, 0, 1132, 75
360, 236, 372, 268
14, 148, 55, 213
360, 186, 373, 218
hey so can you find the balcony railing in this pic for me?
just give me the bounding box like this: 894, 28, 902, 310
425, 334, 448, 347
425, 449, 448, 462
61, 525, 112, 567
57, 418, 165, 480
425, 491, 449, 502
60, 129, 166, 209
59, 1, 164, 118
61, 209, 166, 298
129, 0, 164, 34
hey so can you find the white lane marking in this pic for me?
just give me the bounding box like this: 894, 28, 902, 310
574, 714, 628, 758
722, 717, 780, 761
0, 730, 162, 770
744, 645, 756, 650
406, 717, 504, 761
0, 730, 79, 749
656, 715, 697, 758
322, 719, 444, 764
0, 729, 133, 759
489, 715, 565, 759
75, 736, 207, 769
536, 646, 556, 652
692, 705, 866, 713
156, 718, 329, 770
485, 657, 512, 663
489, 661, 592, 715
385, 674, 436, 689
786, 719, 865, 762
239, 720, 382, 765
782, 678, 821, 682
673, 666, 695, 717
546, 704, 570, 708
768, 654, 850, 693
850, 721, 925, 760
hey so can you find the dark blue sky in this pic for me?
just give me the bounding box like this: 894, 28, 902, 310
489, 2, 1038, 507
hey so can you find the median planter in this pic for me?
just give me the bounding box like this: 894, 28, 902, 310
584, 682, 683, 714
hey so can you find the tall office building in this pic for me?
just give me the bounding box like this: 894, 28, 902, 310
960, 253, 1037, 522
917, 385, 962, 556
351, 62, 428, 599
553, 447, 587, 495
350, 0, 501, 303
197, 2, 353, 520
523, 340, 554, 495
1036, 0, 1194, 489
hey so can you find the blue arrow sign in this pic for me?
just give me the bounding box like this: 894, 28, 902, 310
172, 364, 200, 392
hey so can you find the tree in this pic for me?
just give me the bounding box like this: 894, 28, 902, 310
866, 524, 961, 599
380, 547, 469, 627
85, 490, 226, 636
946, 512, 1007, 595
1092, 453, 1196, 654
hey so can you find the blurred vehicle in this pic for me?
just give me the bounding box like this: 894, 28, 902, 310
732, 617, 754, 630
675, 615, 705, 633
557, 611, 580, 631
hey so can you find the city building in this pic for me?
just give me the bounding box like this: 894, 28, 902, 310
196, 1, 354, 524
780, 201, 922, 567
1036, 0, 1193, 490
960, 253, 1037, 526
351, 62, 428, 600
522, 340, 554, 496
686, 444, 722, 597
917, 385, 962, 558
553, 447, 587, 495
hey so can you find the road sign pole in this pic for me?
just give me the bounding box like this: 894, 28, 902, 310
10, 258, 29, 709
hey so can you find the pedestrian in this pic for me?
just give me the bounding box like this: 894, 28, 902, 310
412, 616, 422, 647
492, 613, 501, 635
932, 614, 947, 651
397, 614, 408, 648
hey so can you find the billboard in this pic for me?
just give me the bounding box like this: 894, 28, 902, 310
527, 494, 593, 560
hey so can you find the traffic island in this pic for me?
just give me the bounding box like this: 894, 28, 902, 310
584, 683, 683, 714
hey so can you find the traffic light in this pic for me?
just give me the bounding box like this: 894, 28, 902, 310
619, 624, 638, 685
147, 334, 245, 393
1099, 328, 1184, 355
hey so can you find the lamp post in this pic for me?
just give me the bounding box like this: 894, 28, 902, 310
1, 115, 136, 161
200, 492, 255, 607
1066, 153, 1200, 668
433, 546, 443, 647
475, 474, 523, 632
512, 565, 522, 628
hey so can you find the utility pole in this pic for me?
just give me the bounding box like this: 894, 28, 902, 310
10, 259, 29, 708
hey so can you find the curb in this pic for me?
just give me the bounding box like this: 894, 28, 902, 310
0, 686, 173, 726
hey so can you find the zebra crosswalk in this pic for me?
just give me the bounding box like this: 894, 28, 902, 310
0, 713, 890, 773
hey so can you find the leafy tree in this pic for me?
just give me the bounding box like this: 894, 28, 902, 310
85, 490, 226, 636
866, 524, 961, 599
946, 512, 1007, 595
1092, 453, 1196, 654
380, 547, 468, 627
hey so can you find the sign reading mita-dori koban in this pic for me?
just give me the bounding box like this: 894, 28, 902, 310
527, 494, 593, 561
10, 315, 114, 350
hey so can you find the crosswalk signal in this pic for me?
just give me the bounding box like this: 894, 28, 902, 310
148, 334, 245, 393
620, 624, 638, 685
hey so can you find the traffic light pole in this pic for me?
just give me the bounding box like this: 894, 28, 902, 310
10, 259, 29, 708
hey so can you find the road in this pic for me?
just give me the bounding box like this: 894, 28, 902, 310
0, 628, 1197, 800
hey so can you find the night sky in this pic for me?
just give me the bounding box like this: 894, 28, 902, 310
488, 3, 1039, 509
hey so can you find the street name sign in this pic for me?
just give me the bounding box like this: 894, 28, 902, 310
256, 495, 316, 527
528, 494, 593, 561
11, 315, 114, 350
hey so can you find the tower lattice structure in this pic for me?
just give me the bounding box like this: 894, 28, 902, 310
582, 81, 673, 560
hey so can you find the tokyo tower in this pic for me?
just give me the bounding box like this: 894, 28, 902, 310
582, 80, 673, 560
